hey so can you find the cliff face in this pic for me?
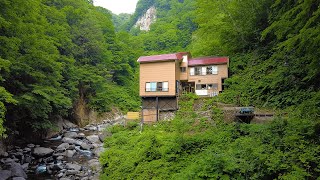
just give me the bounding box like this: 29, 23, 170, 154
135, 6, 156, 31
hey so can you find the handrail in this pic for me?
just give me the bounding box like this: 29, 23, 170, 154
145, 88, 169, 92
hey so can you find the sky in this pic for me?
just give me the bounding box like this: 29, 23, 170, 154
93, 0, 139, 15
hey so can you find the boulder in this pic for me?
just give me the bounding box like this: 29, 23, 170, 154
86, 135, 101, 144
21, 163, 29, 171
4, 158, 14, 165
56, 172, 64, 178
0, 170, 11, 180
26, 144, 35, 148
48, 164, 63, 171
88, 159, 100, 170
65, 150, 76, 158
56, 118, 77, 130
62, 137, 76, 145
0, 152, 9, 157
80, 142, 92, 150
65, 163, 81, 171
9, 162, 27, 179
23, 155, 32, 164
23, 148, 31, 153
85, 126, 97, 131
67, 144, 75, 150
12, 177, 26, 180
57, 156, 64, 160
60, 178, 71, 180
97, 124, 110, 131
93, 147, 105, 157
78, 133, 86, 138
66, 170, 80, 175
98, 131, 112, 142
56, 143, 70, 151
33, 147, 54, 157
63, 132, 78, 138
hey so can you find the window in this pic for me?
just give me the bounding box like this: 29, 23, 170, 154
196, 84, 207, 90
195, 67, 201, 75
212, 83, 218, 90
190, 67, 194, 76
180, 67, 186, 73
157, 82, 162, 91
201, 67, 206, 75
146, 82, 168, 92
146, 82, 151, 91
163, 82, 169, 91
208, 84, 218, 90
145, 82, 157, 91
207, 66, 212, 74
207, 66, 218, 74
212, 66, 218, 74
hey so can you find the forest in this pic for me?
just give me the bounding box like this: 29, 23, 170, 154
0, 0, 141, 137
0, 0, 319, 179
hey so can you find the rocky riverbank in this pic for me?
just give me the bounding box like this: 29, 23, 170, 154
0, 117, 125, 180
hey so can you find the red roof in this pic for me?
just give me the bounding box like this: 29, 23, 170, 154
138, 52, 189, 63
188, 56, 229, 66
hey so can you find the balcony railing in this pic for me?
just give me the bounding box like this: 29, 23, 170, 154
145, 88, 169, 92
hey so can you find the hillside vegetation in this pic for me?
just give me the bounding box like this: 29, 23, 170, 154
100, 95, 320, 179
100, 0, 320, 179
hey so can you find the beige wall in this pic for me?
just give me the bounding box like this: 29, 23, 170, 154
140, 61, 177, 97
188, 64, 228, 92
179, 55, 189, 80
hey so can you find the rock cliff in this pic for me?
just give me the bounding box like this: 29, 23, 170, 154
135, 6, 157, 31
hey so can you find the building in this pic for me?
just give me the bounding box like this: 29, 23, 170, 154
137, 52, 229, 121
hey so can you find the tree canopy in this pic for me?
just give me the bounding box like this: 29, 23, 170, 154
0, 0, 141, 136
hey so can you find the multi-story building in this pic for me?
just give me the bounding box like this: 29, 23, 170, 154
137, 52, 229, 121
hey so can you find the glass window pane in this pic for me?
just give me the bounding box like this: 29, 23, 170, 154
201, 67, 206, 75
195, 67, 201, 75
157, 82, 162, 91
146, 83, 151, 91
213, 83, 218, 90
190, 67, 194, 76
150, 82, 157, 91
212, 66, 218, 74
207, 66, 212, 74
163, 82, 168, 91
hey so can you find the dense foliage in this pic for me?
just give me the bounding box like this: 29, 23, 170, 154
0, 0, 140, 135
116, 0, 197, 54
192, 0, 320, 109
100, 95, 320, 179
100, 0, 320, 179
